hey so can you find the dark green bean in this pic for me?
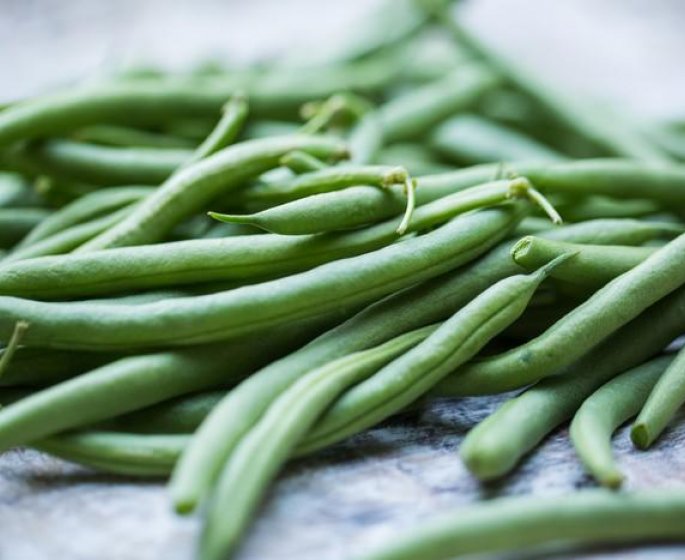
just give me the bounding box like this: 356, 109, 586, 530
454, 286, 685, 480
570, 355, 674, 488
443, 232, 685, 395
0, 208, 51, 249
632, 346, 685, 449
357, 490, 685, 560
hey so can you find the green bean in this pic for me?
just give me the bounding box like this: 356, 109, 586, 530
431, 114, 566, 165
14, 186, 152, 249
184, 93, 249, 166
570, 355, 674, 488
443, 232, 685, 395
421, 2, 672, 163
280, 150, 327, 174
0, 181, 526, 299
110, 391, 225, 433
73, 124, 195, 149
557, 195, 662, 222
632, 346, 685, 449
3, 205, 133, 263
1, 140, 190, 185
0, 314, 335, 453
201, 326, 436, 559
357, 490, 685, 560
453, 286, 685, 480
0, 205, 523, 348
236, 164, 406, 209
376, 143, 452, 175
78, 134, 346, 250
0, 172, 42, 208
513, 237, 656, 288
298, 257, 569, 455
0, 208, 51, 249
0, 63, 400, 146
168, 216, 671, 512
34, 431, 188, 477
212, 178, 535, 235
348, 109, 383, 164
0, 321, 28, 379
379, 64, 499, 143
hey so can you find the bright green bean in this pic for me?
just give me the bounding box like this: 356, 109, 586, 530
570, 355, 674, 488
0, 205, 522, 348
444, 232, 685, 395
200, 326, 435, 559
632, 346, 685, 449
357, 490, 685, 560
298, 257, 569, 455
78, 134, 346, 250
453, 286, 685, 480
513, 237, 656, 288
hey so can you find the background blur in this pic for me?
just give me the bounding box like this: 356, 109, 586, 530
1, 0, 684, 121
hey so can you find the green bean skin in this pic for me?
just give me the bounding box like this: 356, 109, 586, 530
14, 186, 152, 249
570, 355, 674, 488
431, 114, 566, 165
280, 150, 327, 174
379, 64, 499, 143
632, 346, 685, 449
78, 135, 347, 250
218, 179, 524, 236
0, 187, 521, 299
74, 124, 195, 149
523, 159, 685, 206
0, 314, 337, 453
0, 208, 51, 249
34, 431, 188, 477
513, 237, 656, 288
298, 260, 567, 455
453, 286, 685, 480
557, 195, 662, 222
200, 327, 435, 559
236, 165, 407, 208
348, 109, 383, 164
2, 140, 190, 186
446, 232, 685, 395
168, 215, 670, 512
0, 206, 522, 349
3, 205, 133, 263
357, 490, 685, 560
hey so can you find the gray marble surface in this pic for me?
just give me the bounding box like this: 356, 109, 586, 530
1, 1, 685, 559
1, 396, 684, 560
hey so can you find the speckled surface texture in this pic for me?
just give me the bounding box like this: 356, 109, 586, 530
1, 1, 684, 559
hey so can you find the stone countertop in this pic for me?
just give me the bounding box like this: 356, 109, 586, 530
1, 1, 684, 559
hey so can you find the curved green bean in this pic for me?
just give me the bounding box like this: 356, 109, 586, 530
570, 355, 674, 488
632, 346, 685, 449
444, 232, 685, 395
453, 285, 685, 480
200, 326, 436, 559
357, 490, 685, 560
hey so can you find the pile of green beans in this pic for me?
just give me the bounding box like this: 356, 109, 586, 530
0, 2, 684, 560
